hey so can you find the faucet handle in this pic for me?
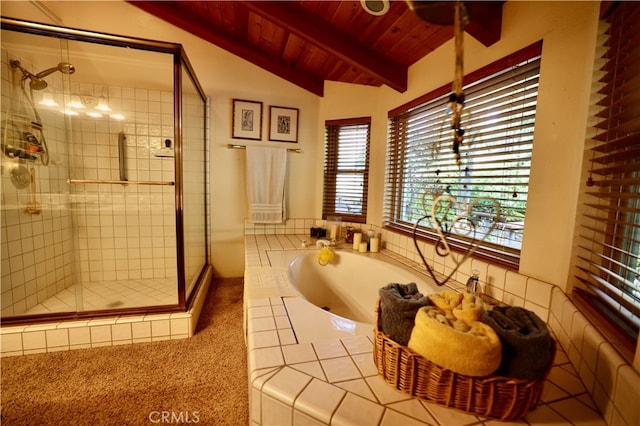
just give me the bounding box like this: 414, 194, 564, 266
316, 239, 331, 248
466, 269, 480, 294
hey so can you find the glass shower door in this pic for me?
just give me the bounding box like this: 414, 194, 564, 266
1, 22, 184, 318
1, 29, 77, 317
61, 38, 179, 313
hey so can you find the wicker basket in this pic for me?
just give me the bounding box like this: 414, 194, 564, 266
373, 300, 555, 421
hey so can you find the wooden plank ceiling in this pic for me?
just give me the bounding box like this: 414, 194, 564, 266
129, 1, 504, 97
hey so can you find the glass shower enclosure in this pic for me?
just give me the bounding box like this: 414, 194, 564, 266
1, 17, 210, 324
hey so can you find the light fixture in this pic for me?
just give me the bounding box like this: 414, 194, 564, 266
110, 113, 125, 121
95, 97, 111, 112
66, 94, 85, 109
360, 0, 389, 16
86, 111, 103, 118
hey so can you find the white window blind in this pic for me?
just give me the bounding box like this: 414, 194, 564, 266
323, 117, 371, 223
385, 42, 542, 268
574, 2, 640, 340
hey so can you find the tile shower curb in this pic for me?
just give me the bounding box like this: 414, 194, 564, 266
0, 267, 212, 357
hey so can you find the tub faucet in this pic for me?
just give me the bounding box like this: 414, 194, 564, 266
316, 239, 332, 248
466, 270, 480, 295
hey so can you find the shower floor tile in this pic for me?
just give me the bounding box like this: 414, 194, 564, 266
24, 278, 177, 315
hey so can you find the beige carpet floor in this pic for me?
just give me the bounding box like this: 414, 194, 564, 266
0, 277, 248, 426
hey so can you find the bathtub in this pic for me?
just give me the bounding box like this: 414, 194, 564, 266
280, 249, 438, 343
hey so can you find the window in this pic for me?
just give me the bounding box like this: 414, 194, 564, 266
323, 117, 371, 223
384, 42, 542, 268
574, 2, 640, 343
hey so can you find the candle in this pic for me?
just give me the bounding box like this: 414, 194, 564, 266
352, 232, 362, 250
358, 242, 368, 253
330, 225, 338, 240
370, 237, 379, 253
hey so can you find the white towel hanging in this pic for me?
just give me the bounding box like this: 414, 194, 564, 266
245, 146, 287, 224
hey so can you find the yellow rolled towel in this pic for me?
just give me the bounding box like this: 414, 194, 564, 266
408, 306, 502, 377
452, 293, 485, 321
428, 291, 463, 312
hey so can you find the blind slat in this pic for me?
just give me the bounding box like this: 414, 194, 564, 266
576, 266, 640, 318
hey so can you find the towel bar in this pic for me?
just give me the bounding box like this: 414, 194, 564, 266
68, 179, 175, 186
227, 143, 301, 153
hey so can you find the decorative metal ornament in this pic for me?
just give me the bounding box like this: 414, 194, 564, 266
410, 1, 502, 286
413, 194, 501, 286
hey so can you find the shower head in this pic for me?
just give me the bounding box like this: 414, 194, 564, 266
30, 62, 75, 90
9, 59, 75, 91
28, 77, 49, 91
35, 62, 75, 79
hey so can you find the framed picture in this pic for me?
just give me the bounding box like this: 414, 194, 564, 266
232, 99, 262, 140
269, 106, 299, 143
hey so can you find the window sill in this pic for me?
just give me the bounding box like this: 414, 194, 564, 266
570, 289, 636, 365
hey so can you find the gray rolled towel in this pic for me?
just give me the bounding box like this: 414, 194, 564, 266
378, 283, 430, 346
481, 306, 554, 380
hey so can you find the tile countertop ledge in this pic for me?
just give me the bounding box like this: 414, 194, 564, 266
244, 234, 607, 426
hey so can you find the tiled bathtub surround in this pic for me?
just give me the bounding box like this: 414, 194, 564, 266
244, 219, 639, 426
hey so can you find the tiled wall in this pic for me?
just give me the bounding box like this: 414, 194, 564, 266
245, 217, 639, 426
70, 83, 177, 283
548, 288, 639, 426
1, 51, 74, 316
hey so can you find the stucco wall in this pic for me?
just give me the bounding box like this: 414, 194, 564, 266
319, 1, 600, 290
2, 1, 600, 287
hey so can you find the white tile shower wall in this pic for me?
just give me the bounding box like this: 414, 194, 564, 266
1, 50, 74, 316
244, 217, 640, 426
70, 84, 177, 283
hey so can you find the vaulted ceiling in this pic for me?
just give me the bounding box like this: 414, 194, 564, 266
129, 1, 504, 97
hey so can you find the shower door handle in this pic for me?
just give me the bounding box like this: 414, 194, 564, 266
118, 131, 127, 182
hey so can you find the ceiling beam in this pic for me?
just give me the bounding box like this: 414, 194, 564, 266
128, 1, 325, 96
465, 2, 504, 47
241, 1, 408, 93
